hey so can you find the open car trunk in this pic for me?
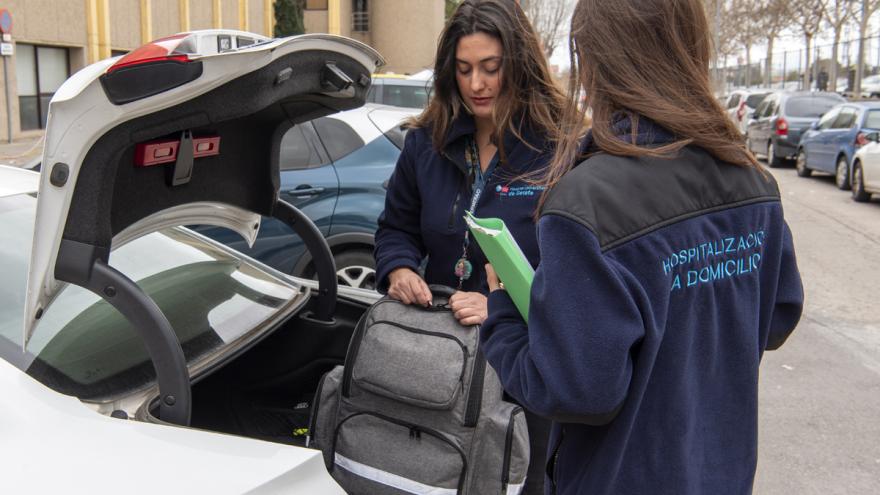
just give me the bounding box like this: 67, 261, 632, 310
167, 293, 371, 446
25, 31, 384, 427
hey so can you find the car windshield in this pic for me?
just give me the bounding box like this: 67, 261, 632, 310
785, 96, 843, 118
0, 193, 301, 401
746, 93, 768, 108
382, 83, 430, 108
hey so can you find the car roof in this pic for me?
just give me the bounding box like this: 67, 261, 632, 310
372, 77, 431, 87
0, 165, 39, 199
324, 103, 419, 140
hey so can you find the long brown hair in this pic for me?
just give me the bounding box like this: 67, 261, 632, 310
412, 0, 567, 160
544, 0, 761, 196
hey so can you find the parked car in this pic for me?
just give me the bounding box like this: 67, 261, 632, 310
746, 91, 846, 167
860, 74, 880, 98
850, 131, 880, 201
796, 102, 880, 189
724, 90, 768, 135
367, 74, 432, 108
194, 104, 419, 290
3, 30, 389, 493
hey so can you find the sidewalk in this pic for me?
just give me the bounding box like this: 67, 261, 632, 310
0, 132, 45, 168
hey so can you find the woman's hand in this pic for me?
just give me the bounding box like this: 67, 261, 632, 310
485, 264, 502, 292
387, 268, 432, 307
449, 291, 488, 326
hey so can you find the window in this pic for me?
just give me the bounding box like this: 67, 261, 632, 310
313, 117, 365, 162
16, 44, 70, 131
745, 93, 768, 109
381, 83, 430, 109
785, 96, 843, 119
352, 0, 369, 32
864, 110, 880, 130
726, 94, 741, 110
817, 107, 841, 130
306, 0, 328, 9
832, 108, 858, 129
279, 124, 329, 170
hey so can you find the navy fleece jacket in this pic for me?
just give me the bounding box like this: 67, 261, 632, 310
374, 115, 553, 293
481, 136, 804, 493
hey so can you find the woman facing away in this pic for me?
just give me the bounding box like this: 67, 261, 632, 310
481, 0, 804, 494
373, 1, 568, 493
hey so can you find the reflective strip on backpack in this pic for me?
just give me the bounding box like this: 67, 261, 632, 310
506, 481, 525, 495
334, 453, 458, 495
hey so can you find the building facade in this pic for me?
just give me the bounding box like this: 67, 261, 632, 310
1, 0, 274, 139
303, 0, 444, 75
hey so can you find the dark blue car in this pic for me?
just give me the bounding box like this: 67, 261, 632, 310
194, 104, 419, 289
796, 101, 880, 189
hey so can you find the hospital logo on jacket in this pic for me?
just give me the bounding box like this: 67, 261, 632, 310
495, 184, 546, 198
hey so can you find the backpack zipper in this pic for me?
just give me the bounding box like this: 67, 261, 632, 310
463, 347, 487, 427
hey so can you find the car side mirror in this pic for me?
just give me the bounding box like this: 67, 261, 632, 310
810, 121, 819, 130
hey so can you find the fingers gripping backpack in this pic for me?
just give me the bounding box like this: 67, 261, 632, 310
308, 286, 530, 495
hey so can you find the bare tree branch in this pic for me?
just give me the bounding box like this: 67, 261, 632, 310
521, 0, 570, 59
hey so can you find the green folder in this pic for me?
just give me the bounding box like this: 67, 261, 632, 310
465, 211, 534, 320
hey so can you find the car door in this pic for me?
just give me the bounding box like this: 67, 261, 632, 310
824, 107, 858, 173
803, 106, 840, 167
754, 96, 777, 153
748, 98, 771, 153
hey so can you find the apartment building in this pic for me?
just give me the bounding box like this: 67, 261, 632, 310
303, 0, 444, 75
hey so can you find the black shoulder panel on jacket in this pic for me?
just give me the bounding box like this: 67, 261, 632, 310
541, 147, 781, 251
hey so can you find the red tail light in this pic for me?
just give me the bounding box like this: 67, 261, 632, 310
107, 34, 192, 74
776, 117, 789, 137
736, 101, 747, 122
856, 132, 869, 147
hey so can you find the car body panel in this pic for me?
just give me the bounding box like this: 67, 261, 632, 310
24, 32, 383, 345
800, 102, 880, 177
0, 358, 344, 494
855, 141, 880, 193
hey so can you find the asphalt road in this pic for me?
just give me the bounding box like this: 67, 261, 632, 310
753, 162, 880, 494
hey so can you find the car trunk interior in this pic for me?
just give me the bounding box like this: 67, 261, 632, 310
163, 293, 369, 447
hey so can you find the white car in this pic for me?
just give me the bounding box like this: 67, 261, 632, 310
723, 90, 769, 135
860, 74, 880, 99
850, 132, 880, 202
2, 30, 386, 493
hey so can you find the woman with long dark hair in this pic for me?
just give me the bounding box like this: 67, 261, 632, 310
481, 0, 804, 493
373, 1, 567, 492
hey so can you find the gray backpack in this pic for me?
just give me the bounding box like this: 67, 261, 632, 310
308, 286, 530, 494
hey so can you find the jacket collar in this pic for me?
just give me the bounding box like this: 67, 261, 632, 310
580, 113, 677, 155
441, 112, 547, 175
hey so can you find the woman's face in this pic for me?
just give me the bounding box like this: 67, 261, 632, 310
455, 32, 503, 122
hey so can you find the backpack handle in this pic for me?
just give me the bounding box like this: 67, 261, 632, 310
428, 284, 457, 299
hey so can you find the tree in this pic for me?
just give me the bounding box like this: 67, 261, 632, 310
521, 0, 570, 59
760, 0, 793, 88
730, 0, 765, 87
822, 0, 858, 92
275, 0, 305, 37
446, 0, 461, 20
792, 0, 826, 89
854, 0, 880, 95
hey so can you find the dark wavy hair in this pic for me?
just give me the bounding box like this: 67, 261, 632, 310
542, 0, 762, 201
411, 0, 567, 161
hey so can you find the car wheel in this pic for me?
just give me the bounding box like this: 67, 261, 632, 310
835, 155, 851, 190
767, 141, 784, 168
795, 149, 811, 177
851, 161, 871, 202
334, 250, 377, 290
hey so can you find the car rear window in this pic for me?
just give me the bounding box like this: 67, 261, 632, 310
785, 96, 843, 118
864, 110, 880, 129
381, 83, 430, 109
746, 93, 768, 108
0, 193, 302, 401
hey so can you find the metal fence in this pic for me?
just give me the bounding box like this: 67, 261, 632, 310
714, 35, 880, 95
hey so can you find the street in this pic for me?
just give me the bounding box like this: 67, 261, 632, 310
754, 163, 880, 493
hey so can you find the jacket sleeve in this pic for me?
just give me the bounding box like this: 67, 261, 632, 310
481, 214, 646, 425
765, 221, 803, 350
374, 130, 427, 293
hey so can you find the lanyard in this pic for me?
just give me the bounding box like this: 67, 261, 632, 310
454, 137, 498, 289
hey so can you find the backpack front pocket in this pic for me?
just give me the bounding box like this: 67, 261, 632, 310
349, 320, 467, 409
332, 412, 467, 495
